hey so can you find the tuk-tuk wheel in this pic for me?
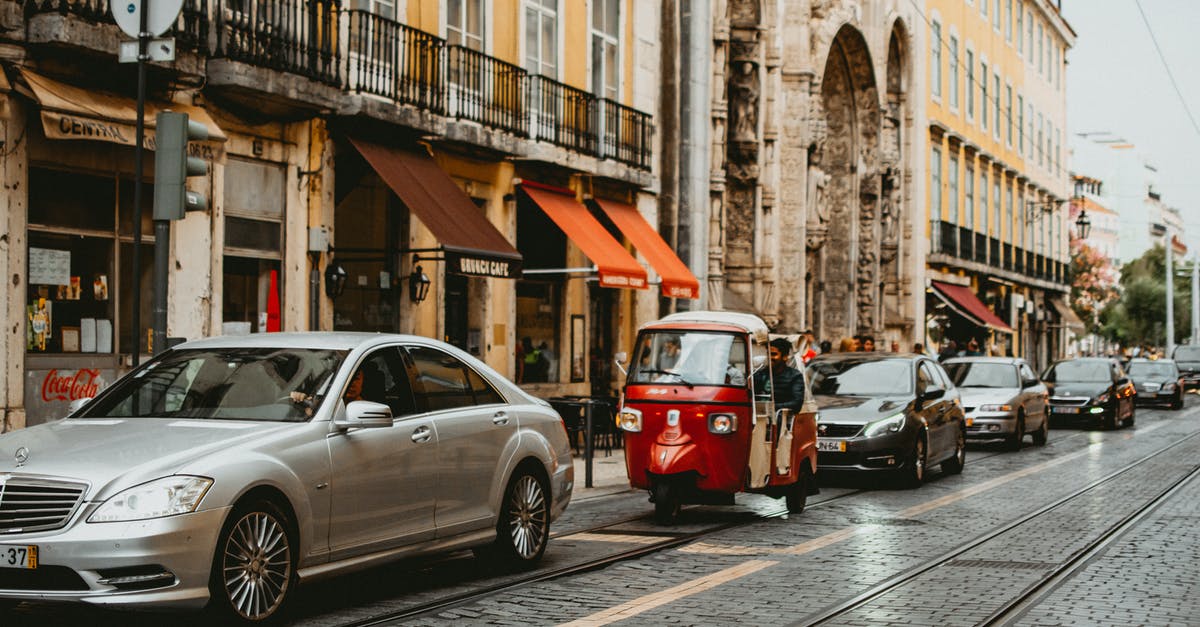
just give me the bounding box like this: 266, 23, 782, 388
653, 483, 682, 525
785, 468, 810, 514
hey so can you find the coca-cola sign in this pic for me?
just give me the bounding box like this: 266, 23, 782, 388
41, 369, 103, 402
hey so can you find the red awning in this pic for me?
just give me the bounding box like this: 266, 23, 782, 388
350, 139, 522, 278
592, 198, 700, 299
930, 281, 1014, 333
519, 184, 648, 289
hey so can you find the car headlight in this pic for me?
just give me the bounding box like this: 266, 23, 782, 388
979, 404, 1013, 412
1162, 382, 1177, 391
88, 476, 213, 523
708, 412, 737, 434
1094, 392, 1111, 404
863, 412, 906, 437
618, 407, 643, 433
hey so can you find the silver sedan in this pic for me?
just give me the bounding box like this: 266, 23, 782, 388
943, 357, 1049, 450
0, 333, 573, 622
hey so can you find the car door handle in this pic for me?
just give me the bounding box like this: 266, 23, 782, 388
492, 411, 510, 426
411, 426, 432, 443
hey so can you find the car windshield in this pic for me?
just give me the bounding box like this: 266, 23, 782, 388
1128, 362, 1177, 378
1046, 361, 1110, 383
80, 347, 347, 421
1174, 346, 1200, 361
807, 359, 913, 396
944, 362, 1019, 388
627, 330, 747, 386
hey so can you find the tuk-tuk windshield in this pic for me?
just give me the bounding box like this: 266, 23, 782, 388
628, 331, 748, 386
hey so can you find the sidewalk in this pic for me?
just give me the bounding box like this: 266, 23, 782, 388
571, 446, 635, 501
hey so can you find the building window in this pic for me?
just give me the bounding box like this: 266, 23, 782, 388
447, 0, 485, 51
1006, 0, 1013, 41
981, 0, 988, 19
591, 0, 620, 100
1036, 114, 1044, 167
949, 36, 958, 110
965, 162, 975, 231
980, 61, 988, 130
931, 147, 942, 218
524, 0, 558, 78
1027, 17, 1034, 59
223, 157, 285, 334
966, 50, 975, 119
980, 168, 989, 235
993, 73, 1001, 140
1017, 3, 1023, 52
931, 21, 942, 99
1027, 104, 1034, 160
1006, 85, 1013, 146
1005, 181, 1014, 243
949, 153, 959, 224
350, 0, 394, 19
1037, 23, 1044, 75
1017, 94, 1024, 153
1020, 189, 1027, 248
993, 176, 1002, 239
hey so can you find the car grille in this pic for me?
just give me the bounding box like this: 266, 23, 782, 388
818, 423, 863, 438
1049, 397, 1089, 407
0, 476, 88, 534
0, 565, 89, 591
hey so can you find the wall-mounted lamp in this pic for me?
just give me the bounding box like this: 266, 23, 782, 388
324, 260, 347, 299
408, 264, 431, 303
1025, 200, 1061, 223
1074, 210, 1092, 240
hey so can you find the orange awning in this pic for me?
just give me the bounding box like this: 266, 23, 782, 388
930, 281, 1014, 333
520, 184, 647, 289
351, 139, 522, 278
592, 198, 699, 299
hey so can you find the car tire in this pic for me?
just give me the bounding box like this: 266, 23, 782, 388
1006, 414, 1025, 452
1172, 392, 1183, 410
653, 482, 682, 525
492, 468, 551, 565
1104, 405, 1120, 430
785, 467, 811, 514
1126, 404, 1136, 427
1032, 415, 1049, 446
207, 499, 297, 625
941, 428, 965, 475
901, 432, 927, 488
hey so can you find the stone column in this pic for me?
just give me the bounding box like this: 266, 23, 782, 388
1, 97, 27, 432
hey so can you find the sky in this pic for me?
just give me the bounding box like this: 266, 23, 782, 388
1064, 0, 1200, 236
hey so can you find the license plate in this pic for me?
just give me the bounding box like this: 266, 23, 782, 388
0, 545, 38, 570
817, 438, 846, 452
1052, 406, 1080, 414
1140, 392, 1157, 398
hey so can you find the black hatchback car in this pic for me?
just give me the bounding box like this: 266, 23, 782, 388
1126, 358, 1185, 410
1042, 357, 1136, 429
807, 354, 966, 487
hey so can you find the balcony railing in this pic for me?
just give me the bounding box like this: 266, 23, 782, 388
528, 75, 597, 157
345, 11, 444, 113
27, 0, 209, 53
215, 0, 341, 85
989, 237, 1001, 267
599, 99, 652, 169
974, 232, 987, 264
446, 44, 525, 136
27, 0, 111, 23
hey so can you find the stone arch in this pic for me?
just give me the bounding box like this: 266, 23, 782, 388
811, 24, 881, 342
879, 21, 910, 343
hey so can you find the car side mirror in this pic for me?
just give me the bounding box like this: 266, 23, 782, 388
1022, 379, 1039, 389
752, 355, 769, 373
1117, 377, 1130, 386
920, 388, 946, 402
67, 397, 93, 415
335, 400, 393, 430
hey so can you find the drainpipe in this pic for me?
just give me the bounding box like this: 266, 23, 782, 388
679, 0, 711, 310
658, 0, 680, 317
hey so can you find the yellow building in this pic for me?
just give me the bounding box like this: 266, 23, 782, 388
923, 0, 1075, 368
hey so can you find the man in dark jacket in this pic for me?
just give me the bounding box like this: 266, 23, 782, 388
754, 338, 807, 413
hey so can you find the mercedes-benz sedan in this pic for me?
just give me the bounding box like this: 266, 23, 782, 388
0, 333, 573, 622
943, 357, 1048, 450
1043, 357, 1136, 429
807, 354, 966, 487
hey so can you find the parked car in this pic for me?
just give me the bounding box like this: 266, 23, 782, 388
942, 357, 1048, 450
1126, 358, 1185, 410
806, 354, 966, 487
0, 333, 573, 622
1171, 345, 1200, 390
1042, 357, 1136, 429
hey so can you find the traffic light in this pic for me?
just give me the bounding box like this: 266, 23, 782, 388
153, 111, 209, 220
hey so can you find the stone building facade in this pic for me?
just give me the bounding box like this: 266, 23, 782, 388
699, 0, 924, 347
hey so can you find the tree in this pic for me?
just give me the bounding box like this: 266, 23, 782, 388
1068, 237, 1118, 334
1099, 245, 1191, 348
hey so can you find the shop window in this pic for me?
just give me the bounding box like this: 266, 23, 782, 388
26, 168, 151, 355
515, 192, 565, 383
223, 157, 285, 333
333, 176, 405, 332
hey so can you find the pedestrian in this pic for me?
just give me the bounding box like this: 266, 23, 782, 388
861, 336, 876, 352
965, 337, 983, 356
800, 329, 819, 364
753, 338, 807, 413
938, 339, 958, 362
819, 340, 832, 354
890, 341, 900, 353
838, 337, 858, 352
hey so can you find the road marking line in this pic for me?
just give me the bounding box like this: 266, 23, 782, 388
557, 560, 778, 627
569, 533, 673, 545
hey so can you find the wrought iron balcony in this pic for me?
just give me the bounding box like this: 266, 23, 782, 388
974, 232, 987, 264
598, 98, 652, 169
528, 75, 597, 157
344, 11, 444, 113
27, 0, 210, 53
215, 0, 340, 85
446, 44, 527, 136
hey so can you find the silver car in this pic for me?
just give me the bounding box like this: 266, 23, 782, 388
943, 357, 1048, 450
0, 333, 573, 622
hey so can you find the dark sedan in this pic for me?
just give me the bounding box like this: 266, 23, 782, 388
1043, 357, 1136, 429
807, 354, 966, 487
1171, 345, 1200, 390
1127, 358, 1184, 410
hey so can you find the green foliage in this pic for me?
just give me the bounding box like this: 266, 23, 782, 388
1099, 245, 1191, 347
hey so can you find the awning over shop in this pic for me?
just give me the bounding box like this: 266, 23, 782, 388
930, 280, 1014, 333
519, 184, 648, 290
17, 68, 227, 155
350, 138, 522, 278
1050, 297, 1087, 334
592, 198, 700, 299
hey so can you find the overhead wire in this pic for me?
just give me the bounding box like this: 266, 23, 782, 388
1133, 0, 1200, 139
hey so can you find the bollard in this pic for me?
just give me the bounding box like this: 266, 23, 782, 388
584, 400, 594, 488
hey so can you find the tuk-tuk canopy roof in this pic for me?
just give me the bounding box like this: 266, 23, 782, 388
642, 311, 771, 344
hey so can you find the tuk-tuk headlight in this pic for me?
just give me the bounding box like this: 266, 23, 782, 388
863, 412, 906, 437
618, 407, 643, 432
708, 413, 737, 434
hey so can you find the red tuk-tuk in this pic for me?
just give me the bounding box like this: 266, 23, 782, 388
616, 311, 818, 524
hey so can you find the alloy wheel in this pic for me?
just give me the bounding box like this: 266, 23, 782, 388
506, 475, 548, 559
221, 510, 292, 621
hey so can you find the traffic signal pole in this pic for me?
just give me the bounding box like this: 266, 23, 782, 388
131, 0, 148, 365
